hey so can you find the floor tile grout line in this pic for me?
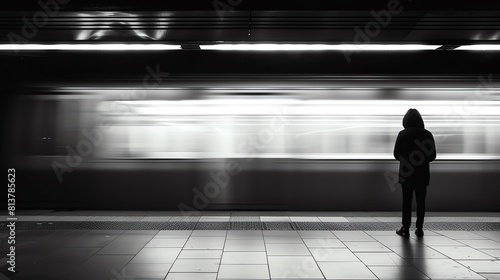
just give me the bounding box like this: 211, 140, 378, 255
385, 234, 447, 280
110, 229, 158, 280
152, 227, 193, 278
263, 231, 273, 280
359, 230, 401, 280
216, 229, 229, 279
298, 228, 327, 280
171, 227, 194, 276
61, 229, 149, 280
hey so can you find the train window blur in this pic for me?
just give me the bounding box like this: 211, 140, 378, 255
91, 95, 500, 160
21, 99, 59, 155
21, 98, 81, 156
18, 89, 500, 161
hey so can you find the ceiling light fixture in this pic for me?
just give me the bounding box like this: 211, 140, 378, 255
0, 44, 182, 51
4, 43, 499, 51
199, 44, 442, 51
455, 45, 500, 51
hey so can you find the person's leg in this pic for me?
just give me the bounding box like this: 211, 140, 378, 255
401, 183, 414, 229
415, 185, 427, 229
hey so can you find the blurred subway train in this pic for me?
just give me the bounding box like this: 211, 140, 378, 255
3, 76, 500, 211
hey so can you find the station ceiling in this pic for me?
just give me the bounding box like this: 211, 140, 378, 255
1, 0, 500, 44
1, 0, 499, 84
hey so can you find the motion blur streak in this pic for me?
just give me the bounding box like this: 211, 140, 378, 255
16, 88, 500, 161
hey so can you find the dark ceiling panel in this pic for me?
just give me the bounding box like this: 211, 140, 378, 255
404, 11, 500, 42
250, 11, 424, 42
1, 10, 499, 43
3, 0, 500, 11
0, 11, 250, 42
250, 11, 500, 43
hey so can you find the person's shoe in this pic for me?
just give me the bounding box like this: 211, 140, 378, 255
415, 228, 424, 237
396, 227, 410, 237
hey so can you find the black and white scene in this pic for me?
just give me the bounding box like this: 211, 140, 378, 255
1, 0, 500, 279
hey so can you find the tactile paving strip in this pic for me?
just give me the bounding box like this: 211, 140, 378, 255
1, 221, 499, 231
194, 222, 229, 230
323, 222, 402, 231
164, 222, 197, 230
263, 222, 294, 230
425, 222, 500, 231
230, 222, 262, 230
292, 222, 327, 230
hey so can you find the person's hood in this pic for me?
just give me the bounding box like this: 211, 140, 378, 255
403, 108, 424, 128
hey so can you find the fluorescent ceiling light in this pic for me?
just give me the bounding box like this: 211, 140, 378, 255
0, 44, 181, 51
455, 45, 500, 51
3, 43, 498, 51
199, 44, 441, 51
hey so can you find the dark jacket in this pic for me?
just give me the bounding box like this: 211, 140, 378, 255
394, 109, 436, 185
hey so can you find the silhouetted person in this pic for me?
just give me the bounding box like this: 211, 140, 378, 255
394, 109, 436, 237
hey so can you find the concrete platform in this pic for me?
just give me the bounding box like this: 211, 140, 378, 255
1, 211, 500, 279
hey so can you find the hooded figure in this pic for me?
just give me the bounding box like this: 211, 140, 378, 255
393, 108, 436, 237
394, 109, 436, 185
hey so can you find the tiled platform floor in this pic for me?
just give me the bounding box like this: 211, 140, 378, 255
1, 211, 500, 280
